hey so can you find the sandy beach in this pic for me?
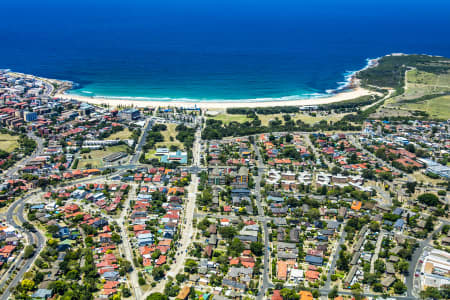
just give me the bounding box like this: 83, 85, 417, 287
55, 87, 377, 109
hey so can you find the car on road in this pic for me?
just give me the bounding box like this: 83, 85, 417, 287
415, 272, 420, 277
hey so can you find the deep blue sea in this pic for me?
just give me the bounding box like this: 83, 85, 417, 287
1, 0, 449, 101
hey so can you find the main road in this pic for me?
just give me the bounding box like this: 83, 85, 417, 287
5, 132, 44, 178
130, 117, 153, 165
142, 127, 201, 298
253, 138, 273, 300
0, 192, 45, 300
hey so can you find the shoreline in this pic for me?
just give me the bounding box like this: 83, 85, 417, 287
55, 57, 381, 109
55, 87, 378, 109
9, 56, 384, 109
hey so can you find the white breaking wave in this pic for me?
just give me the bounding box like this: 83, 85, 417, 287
68, 92, 333, 103
66, 57, 379, 103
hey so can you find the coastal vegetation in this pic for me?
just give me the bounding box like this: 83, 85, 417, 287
201, 115, 361, 140
357, 54, 450, 94
203, 54, 450, 138
202, 94, 386, 139
372, 56, 450, 120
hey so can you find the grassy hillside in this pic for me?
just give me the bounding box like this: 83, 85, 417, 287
357, 54, 450, 93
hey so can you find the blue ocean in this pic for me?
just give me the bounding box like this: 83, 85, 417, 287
1, 0, 449, 101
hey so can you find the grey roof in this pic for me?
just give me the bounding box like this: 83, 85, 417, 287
242, 224, 259, 232
344, 265, 358, 284
102, 271, 119, 279
32, 289, 52, 299
236, 235, 257, 242
273, 218, 287, 226
351, 252, 360, 265
270, 207, 288, 214
320, 229, 335, 236
393, 207, 403, 216
394, 219, 405, 228
386, 262, 396, 274
277, 242, 297, 250
228, 267, 253, 277
222, 279, 246, 290
289, 229, 300, 242
305, 255, 323, 265
267, 195, 284, 202
326, 220, 340, 229
278, 252, 298, 260
381, 276, 396, 287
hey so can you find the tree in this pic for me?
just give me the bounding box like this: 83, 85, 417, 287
328, 286, 338, 299
147, 292, 168, 300
362, 169, 375, 180
418, 193, 440, 206
351, 289, 364, 300
250, 241, 264, 256
152, 249, 162, 260
66, 269, 80, 280
20, 279, 35, 291
337, 250, 350, 271
374, 259, 385, 273
139, 276, 146, 285
34, 271, 44, 284
425, 216, 434, 232
373, 283, 383, 293
406, 181, 417, 194
363, 273, 378, 285
122, 287, 131, 297
47, 224, 59, 235
164, 281, 180, 297
229, 238, 244, 256
369, 221, 380, 232
393, 281, 407, 294
280, 288, 300, 300
397, 260, 409, 274
419, 286, 444, 299
184, 259, 198, 273
218, 226, 237, 240
152, 267, 164, 280
23, 245, 35, 259
111, 232, 121, 243
176, 273, 187, 283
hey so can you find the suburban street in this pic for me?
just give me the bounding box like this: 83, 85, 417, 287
0, 192, 45, 300
5, 133, 44, 179
253, 139, 274, 300
142, 127, 201, 298
0, 122, 447, 300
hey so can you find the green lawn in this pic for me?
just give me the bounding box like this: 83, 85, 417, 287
210, 113, 252, 124
155, 123, 184, 149
78, 144, 128, 168
382, 68, 450, 118
145, 149, 157, 160
0, 133, 19, 152
404, 69, 450, 98
108, 128, 132, 140
211, 112, 348, 126
407, 69, 438, 85
403, 95, 450, 120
